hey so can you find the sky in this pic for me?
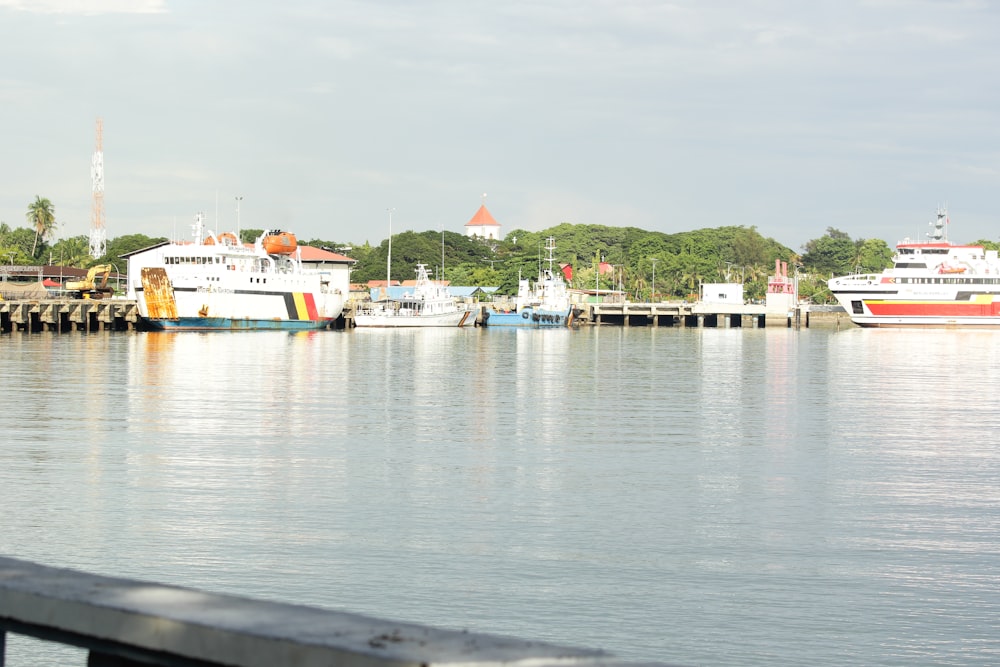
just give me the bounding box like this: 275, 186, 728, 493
1, 0, 999, 254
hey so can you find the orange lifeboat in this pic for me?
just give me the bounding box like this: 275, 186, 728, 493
204, 232, 239, 246
262, 231, 298, 255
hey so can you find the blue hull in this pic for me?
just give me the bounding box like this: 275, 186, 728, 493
141, 317, 335, 332
485, 307, 575, 327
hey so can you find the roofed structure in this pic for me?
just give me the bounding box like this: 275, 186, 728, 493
465, 203, 502, 240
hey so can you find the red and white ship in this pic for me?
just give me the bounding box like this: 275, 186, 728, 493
828, 208, 1000, 327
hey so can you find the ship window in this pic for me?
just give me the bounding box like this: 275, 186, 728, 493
851, 300, 864, 314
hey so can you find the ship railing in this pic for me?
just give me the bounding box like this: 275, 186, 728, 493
832, 273, 883, 283
0, 557, 673, 667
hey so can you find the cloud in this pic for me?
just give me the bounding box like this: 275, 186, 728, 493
0, 0, 165, 14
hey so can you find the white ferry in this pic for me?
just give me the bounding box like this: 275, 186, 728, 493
828, 208, 1000, 327
124, 214, 350, 331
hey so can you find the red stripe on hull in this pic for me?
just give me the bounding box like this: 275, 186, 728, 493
303, 292, 319, 319
866, 301, 1000, 317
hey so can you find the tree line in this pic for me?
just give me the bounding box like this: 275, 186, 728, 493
6, 197, 999, 303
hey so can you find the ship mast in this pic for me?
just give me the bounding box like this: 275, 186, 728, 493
927, 207, 948, 242
386, 207, 395, 295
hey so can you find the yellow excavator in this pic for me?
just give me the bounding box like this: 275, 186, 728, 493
65, 264, 114, 299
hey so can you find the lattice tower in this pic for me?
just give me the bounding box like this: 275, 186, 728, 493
89, 118, 107, 259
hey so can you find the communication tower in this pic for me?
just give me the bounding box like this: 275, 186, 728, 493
89, 118, 107, 259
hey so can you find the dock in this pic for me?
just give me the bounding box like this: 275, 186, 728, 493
0, 299, 845, 334
0, 298, 139, 333
579, 301, 769, 327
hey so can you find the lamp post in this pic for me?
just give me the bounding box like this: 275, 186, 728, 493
651, 258, 657, 302
386, 207, 395, 289
235, 196, 243, 239
110, 262, 121, 295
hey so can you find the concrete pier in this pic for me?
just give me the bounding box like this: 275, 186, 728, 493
580, 302, 772, 328
0, 298, 139, 333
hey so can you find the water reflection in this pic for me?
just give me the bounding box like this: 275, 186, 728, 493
1, 327, 998, 666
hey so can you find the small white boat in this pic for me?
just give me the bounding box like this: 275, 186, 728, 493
354, 264, 471, 328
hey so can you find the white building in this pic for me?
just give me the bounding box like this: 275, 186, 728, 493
700, 282, 744, 305
464, 204, 502, 240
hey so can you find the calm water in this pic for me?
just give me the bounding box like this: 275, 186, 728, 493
1, 326, 998, 666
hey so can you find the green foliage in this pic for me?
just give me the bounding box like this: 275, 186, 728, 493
0, 215, 904, 305
971, 239, 1000, 252
800, 227, 859, 276
854, 238, 893, 273
348, 230, 495, 284
26, 196, 57, 258
0, 225, 38, 262
796, 275, 835, 305
800, 227, 893, 277
240, 228, 264, 244
334, 223, 797, 299
93, 234, 169, 268
47, 235, 91, 268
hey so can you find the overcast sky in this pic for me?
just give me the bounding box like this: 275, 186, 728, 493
2, 0, 998, 254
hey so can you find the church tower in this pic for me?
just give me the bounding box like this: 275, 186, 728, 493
464, 194, 502, 240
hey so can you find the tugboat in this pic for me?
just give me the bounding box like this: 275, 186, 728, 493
486, 237, 577, 327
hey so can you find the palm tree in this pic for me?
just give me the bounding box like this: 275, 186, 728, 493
26, 196, 56, 257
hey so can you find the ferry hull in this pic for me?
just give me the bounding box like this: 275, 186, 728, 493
353, 310, 471, 328
135, 287, 343, 331
140, 317, 336, 332
485, 306, 576, 328
831, 291, 1000, 328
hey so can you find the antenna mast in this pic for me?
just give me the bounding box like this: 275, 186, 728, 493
89, 118, 107, 259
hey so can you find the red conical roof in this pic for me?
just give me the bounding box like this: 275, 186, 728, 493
465, 204, 500, 227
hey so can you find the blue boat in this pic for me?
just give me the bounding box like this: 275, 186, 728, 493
485, 237, 578, 328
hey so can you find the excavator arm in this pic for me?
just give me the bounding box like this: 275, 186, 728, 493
65, 264, 113, 296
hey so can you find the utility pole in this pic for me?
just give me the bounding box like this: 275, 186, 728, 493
235, 196, 243, 239
386, 208, 395, 288
651, 258, 657, 302
89, 118, 107, 259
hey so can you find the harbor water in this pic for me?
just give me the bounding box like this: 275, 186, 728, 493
1, 326, 998, 666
